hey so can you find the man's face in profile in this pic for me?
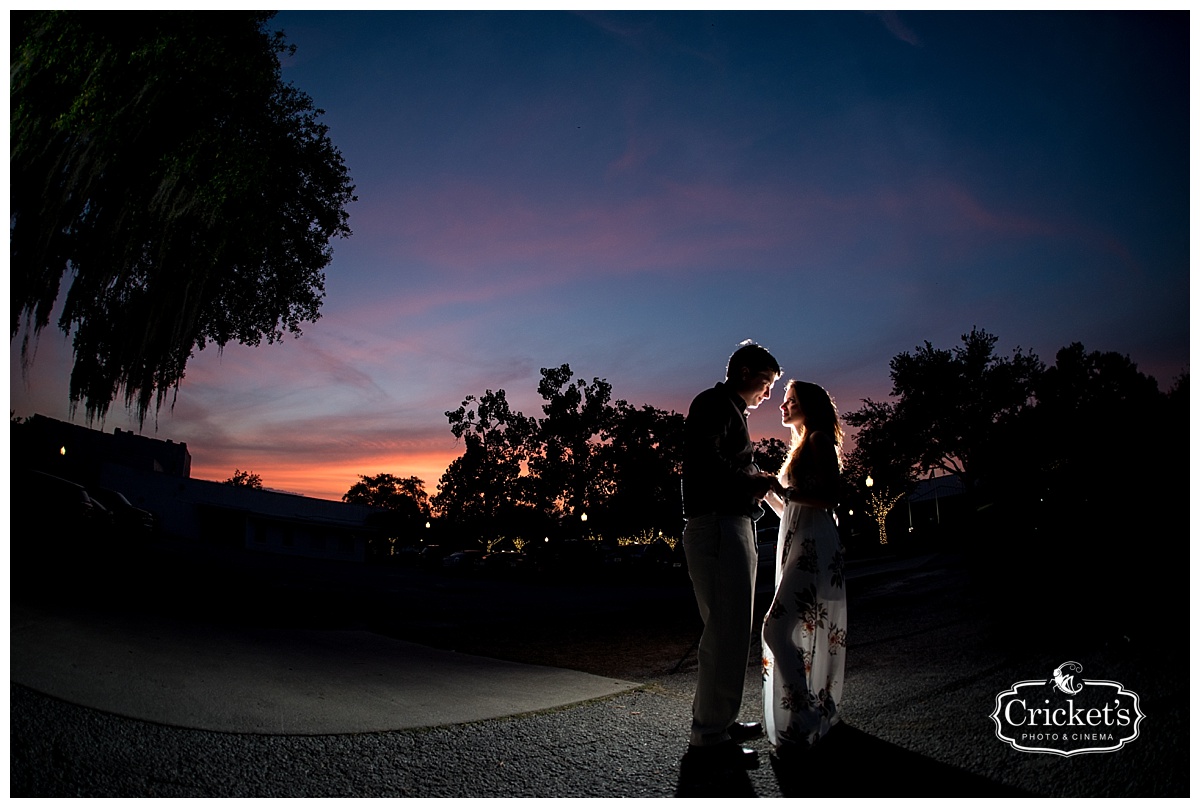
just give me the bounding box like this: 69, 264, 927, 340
736, 369, 778, 410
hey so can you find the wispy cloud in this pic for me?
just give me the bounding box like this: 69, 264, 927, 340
574, 11, 724, 66
868, 11, 921, 46
379, 178, 822, 276
365, 172, 1119, 289
174, 386, 462, 500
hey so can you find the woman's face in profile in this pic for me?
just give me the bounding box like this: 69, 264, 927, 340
780, 386, 805, 428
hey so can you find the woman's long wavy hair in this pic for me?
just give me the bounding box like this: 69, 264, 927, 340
783, 380, 844, 480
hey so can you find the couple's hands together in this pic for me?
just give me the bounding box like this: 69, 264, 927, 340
752, 472, 787, 501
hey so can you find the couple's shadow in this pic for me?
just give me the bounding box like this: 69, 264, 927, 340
675, 723, 1031, 798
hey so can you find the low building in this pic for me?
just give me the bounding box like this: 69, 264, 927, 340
902, 473, 968, 534
12, 414, 378, 562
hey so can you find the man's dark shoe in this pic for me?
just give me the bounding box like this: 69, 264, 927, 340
685, 740, 760, 769
727, 721, 764, 742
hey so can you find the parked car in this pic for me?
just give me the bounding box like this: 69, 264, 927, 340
537, 539, 602, 574
87, 486, 155, 538
11, 469, 104, 559
442, 549, 485, 572
391, 544, 422, 565
418, 545, 448, 569
602, 541, 675, 575
478, 550, 528, 576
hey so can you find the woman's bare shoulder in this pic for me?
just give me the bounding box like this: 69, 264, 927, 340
806, 430, 836, 451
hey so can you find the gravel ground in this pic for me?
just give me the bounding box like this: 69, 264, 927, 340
9, 553, 1189, 798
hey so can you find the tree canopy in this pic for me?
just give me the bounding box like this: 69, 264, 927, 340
11, 11, 356, 425
431, 365, 684, 542
436, 387, 537, 532
529, 365, 614, 520
844, 327, 1042, 490
839, 329, 1187, 563
223, 469, 263, 489
752, 437, 789, 476
343, 473, 430, 515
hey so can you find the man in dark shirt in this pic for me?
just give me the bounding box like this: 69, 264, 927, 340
681, 341, 781, 768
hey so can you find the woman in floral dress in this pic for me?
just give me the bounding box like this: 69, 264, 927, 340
761, 380, 846, 759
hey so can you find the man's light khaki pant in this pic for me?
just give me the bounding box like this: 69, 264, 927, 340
683, 513, 758, 747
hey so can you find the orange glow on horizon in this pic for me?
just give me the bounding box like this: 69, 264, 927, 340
189, 449, 462, 503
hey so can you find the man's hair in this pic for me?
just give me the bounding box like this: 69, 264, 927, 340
726, 340, 781, 380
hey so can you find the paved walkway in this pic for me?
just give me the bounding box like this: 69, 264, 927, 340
10, 553, 933, 736
11, 601, 638, 735
10, 553, 1186, 798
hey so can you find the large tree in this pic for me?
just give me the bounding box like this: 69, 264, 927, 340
752, 437, 789, 476
346, 473, 430, 549
11, 11, 356, 425
594, 400, 685, 537
989, 341, 1174, 513
343, 473, 430, 515
840, 328, 1042, 544
529, 364, 614, 521
432, 388, 537, 539
433, 365, 689, 542
841, 399, 918, 492
845, 327, 1043, 489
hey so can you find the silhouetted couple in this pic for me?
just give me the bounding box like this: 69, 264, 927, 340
681, 341, 846, 769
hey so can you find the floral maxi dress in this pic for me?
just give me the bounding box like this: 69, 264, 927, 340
761, 467, 847, 750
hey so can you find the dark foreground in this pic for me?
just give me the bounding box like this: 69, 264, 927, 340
9, 547, 1189, 797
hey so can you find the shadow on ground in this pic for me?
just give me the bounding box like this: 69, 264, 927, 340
675, 723, 1032, 798
675, 752, 758, 798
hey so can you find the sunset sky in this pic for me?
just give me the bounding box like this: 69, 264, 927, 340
9, 10, 1190, 502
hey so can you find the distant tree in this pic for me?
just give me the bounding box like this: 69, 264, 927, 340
752, 437, 789, 476
224, 469, 263, 489
841, 399, 918, 546
435, 365, 690, 541
845, 327, 1043, 491
863, 487, 905, 546
432, 388, 536, 538
838, 328, 1042, 547
999, 341, 1170, 512
976, 343, 1184, 641
529, 364, 614, 520
10, 11, 356, 425
1034, 342, 1162, 447
840, 439, 913, 546
595, 400, 685, 537
343, 473, 429, 515
346, 473, 429, 554
842, 400, 917, 492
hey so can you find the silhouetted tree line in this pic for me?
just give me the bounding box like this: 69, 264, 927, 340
428, 364, 686, 546
841, 327, 1187, 645
352, 327, 1185, 634
344, 366, 783, 552
841, 327, 1186, 531
371, 329, 1185, 570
